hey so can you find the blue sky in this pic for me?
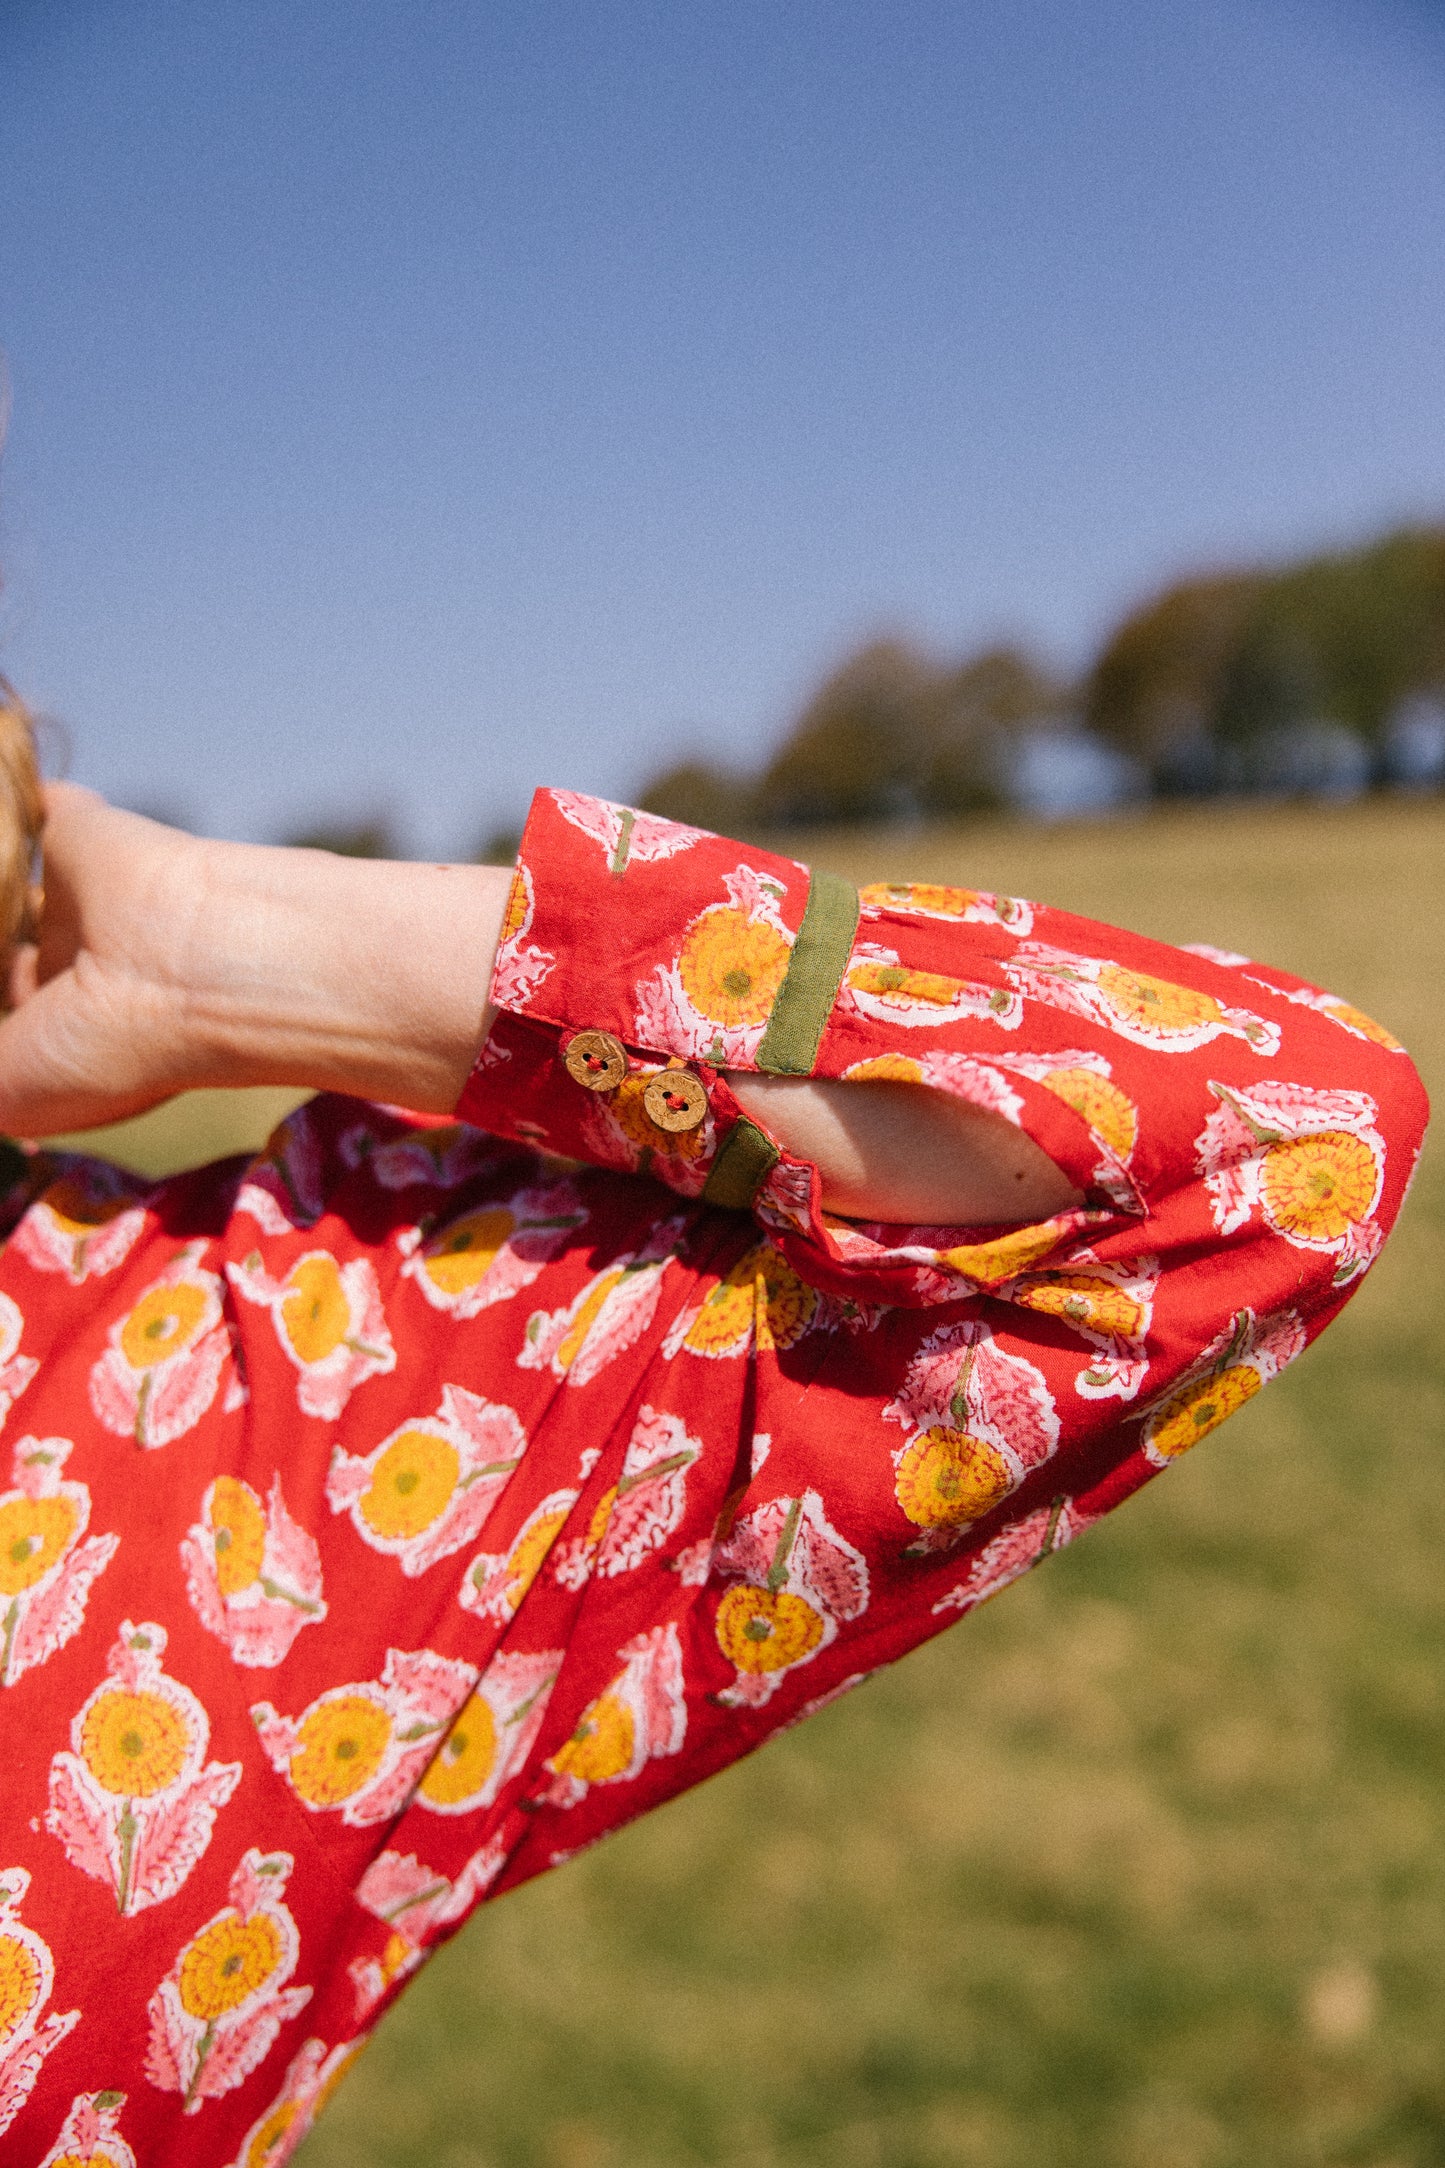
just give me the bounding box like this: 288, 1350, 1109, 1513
2, 0, 1443, 851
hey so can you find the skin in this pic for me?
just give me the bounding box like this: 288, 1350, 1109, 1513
0, 784, 1081, 1227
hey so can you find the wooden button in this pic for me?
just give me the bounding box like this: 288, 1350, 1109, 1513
564, 1030, 629, 1093
642, 1069, 708, 1132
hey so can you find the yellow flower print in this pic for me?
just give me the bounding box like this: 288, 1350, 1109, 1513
417, 1692, 497, 1807
858, 880, 1032, 930
49, 1621, 243, 1915
893, 1425, 1014, 1529
848, 961, 968, 1009
91, 1245, 229, 1449
843, 1053, 926, 1083
1095, 965, 1225, 1036
711, 1492, 869, 1709
228, 1246, 395, 1420
860, 881, 979, 917
1197, 1080, 1386, 1283
415, 1208, 516, 1299
937, 1218, 1071, 1286
146, 1847, 311, 2114
119, 1282, 212, 1372
884, 1319, 1059, 1555
287, 1694, 392, 1809
1259, 1130, 1378, 1244
1139, 1306, 1306, 1470
554, 1270, 627, 1373
0, 1493, 79, 1597
237, 2098, 298, 2166
548, 1693, 636, 1785
206, 1478, 268, 1600
488, 1504, 572, 1615
714, 1586, 825, 1674
278, 1255, 351, 1366
1010, 1272, 1147, 1343
1323, 999, 1403, 1051
680, 1243, 818, 1359
1145, 1365, 1261, 1460
0, 1929, 40, 2039
500, 867, 529, 944
177, 1911, 285, 2022
79, 1689, 194, 1799
254, 1645, 478, 1827
678, 908, 791, 1028
357, 1431, 461, 1544
41, 1178, 130, 1237
1039, 1067, 1138, 1159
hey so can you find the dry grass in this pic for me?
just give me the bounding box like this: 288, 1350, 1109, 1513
66, 797, 1445, 2168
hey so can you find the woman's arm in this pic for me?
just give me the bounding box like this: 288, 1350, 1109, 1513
0, 786, 1077, 1223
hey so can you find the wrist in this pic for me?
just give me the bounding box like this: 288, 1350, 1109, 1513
181, 840, 509, 1110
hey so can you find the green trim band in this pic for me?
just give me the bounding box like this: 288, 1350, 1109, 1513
755, 868, 860, 1076
701, 1117, 781, 1211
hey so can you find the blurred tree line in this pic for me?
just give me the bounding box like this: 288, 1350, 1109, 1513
287, 523, 1445, 858
637, 522, 1445, 834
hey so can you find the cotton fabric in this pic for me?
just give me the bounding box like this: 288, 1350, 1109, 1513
0, 788, 1425, 2166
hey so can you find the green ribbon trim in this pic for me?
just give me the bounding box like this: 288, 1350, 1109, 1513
755, 868, 860, 1077
701, 1118, 781, 1211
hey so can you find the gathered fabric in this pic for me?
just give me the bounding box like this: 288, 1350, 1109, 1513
0, 789, 1424, 2166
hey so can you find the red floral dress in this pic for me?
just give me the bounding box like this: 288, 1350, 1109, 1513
0, 788, 1425, 2167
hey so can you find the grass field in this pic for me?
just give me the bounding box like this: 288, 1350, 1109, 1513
71, 798, 1445, 2168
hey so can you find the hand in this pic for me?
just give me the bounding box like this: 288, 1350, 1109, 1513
0, 785, 510, 1136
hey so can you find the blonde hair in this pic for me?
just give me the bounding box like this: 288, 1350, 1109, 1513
0, 685, 42, 959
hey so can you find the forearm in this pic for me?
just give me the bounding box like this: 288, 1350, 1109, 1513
184, 841, 1074, 1220
179, 840, 512, 1112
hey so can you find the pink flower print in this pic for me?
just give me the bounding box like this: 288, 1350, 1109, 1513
0, 1867, 80, 2137
858, 878, 1034, 935
932, 1494, 1087, 1617
413, 1649, 560, 1816
459, 1489, 580, 1623
350, 1838, 509, 2017
711, 1492, 870, 1709
340, 1118, 500, 1192
145, 1848, 312, 2116
227, 1248, 396, 1419
553, 1406, 699, 1589
1196, 1078, 1387, 1285
46, 1620, 242, 1917
491, 859, 556, 1008
222, 2035, 363, 2168
14, 1163, 149, 1283
1004, 1251, 1159, 1402
549, 789, 708, 873
1003, 940, 1281, 1055
540, 1622, 687, 1806
234, 1103, 327, 1236
1243, 973, 1409, 1054
634, 864, 798, 1066
884, 1319, 1061, 1553
580, 1069, 717, 1194
1137, 1306, 1306, 1469
89, 1243, 230, 1448
397, 1177, 585, 1320
38, 2090, 138, 2168
841, 941, 1022, 1032
0, 1293, 38, 1430
518, 1224, 681, 1386
181, 1473, 327, 1667
252, 1646, 478, 1827
0, 1435, 118, 1687
327, 1385, 529, 1577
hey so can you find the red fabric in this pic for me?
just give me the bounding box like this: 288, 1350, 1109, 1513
0, 787, 1425, 2165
